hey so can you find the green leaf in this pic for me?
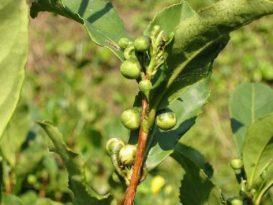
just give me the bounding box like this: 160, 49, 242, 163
172, 0, 273, 65
30, 0, 82, 23
2, 194, 23, 205
38, 121, 111, 205
144, 78, 210, 170
243, 113, 273, 189
173, 143, 214, 178
145, 1, 196, 36
0, 101, 31, 167
65, 0, 128, 59
103, 117, 129, 143
229, 83, 273, 155
144, 1, 217, 109
30, 0, 128, 60
0, 0, 28, 139
154, 0, 273, 110
172, 144, 223, 205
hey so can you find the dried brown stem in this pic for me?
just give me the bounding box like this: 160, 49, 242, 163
123, 97, 149, 205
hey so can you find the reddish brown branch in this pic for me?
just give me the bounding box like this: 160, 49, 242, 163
5, 174, 13, 193
123, 97, 149, 205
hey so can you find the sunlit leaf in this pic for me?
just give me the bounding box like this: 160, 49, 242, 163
30, 0, 128, 59
243, 113, 273, 189
229, 83, 273, 155
143, 78, 210, 170
0, 0, 28, 139
30, 0, 82, 23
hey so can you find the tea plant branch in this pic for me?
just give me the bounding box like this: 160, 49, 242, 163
123, 95, 149, 205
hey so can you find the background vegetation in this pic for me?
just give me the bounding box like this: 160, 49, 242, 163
1, 0, 272, 204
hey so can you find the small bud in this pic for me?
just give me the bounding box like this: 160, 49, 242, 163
119, 145, 137, 165
118, 37, 130, 49
120, 59, 141, 79
121, 108, 140, 130
230, 159, 243, 170
139, 79, 152, 96
156, 111, 177, 130
230, 198, 243, 205
27, 175, 37, 185
106, 138, 125, 155
134, 36, 150, 52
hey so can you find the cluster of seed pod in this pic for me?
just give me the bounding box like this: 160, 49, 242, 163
106, 138, 137, 185
118, 26, 178, 131
106, 26, 178, 184
120, 107, 177, 131
118, 25, 173, 98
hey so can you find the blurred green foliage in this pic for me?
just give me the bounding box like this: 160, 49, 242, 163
0, 0, 272, 204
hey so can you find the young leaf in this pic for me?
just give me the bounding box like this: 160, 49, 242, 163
38, 121, 111, 205
143, 78, 210, 170
229, 83, 273, 155
0, 0, 28, 139
243, 113, 273, 189
172, 144, 223, 205
145, 1, 196, 36
30, 0, 128, 60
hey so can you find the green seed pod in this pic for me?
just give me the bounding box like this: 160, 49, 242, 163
106, 138, 125, 155
118, 37, 130, 49
134, 36, 150, 52
121, 108, 140, 130
230, 159, 243, 170
139, 79, 152, 96
156, 111, 177, 130
27, 175, 37, 185
120, 59, 141, 79
230, 199, 243, 205
119, 145, 137, 165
